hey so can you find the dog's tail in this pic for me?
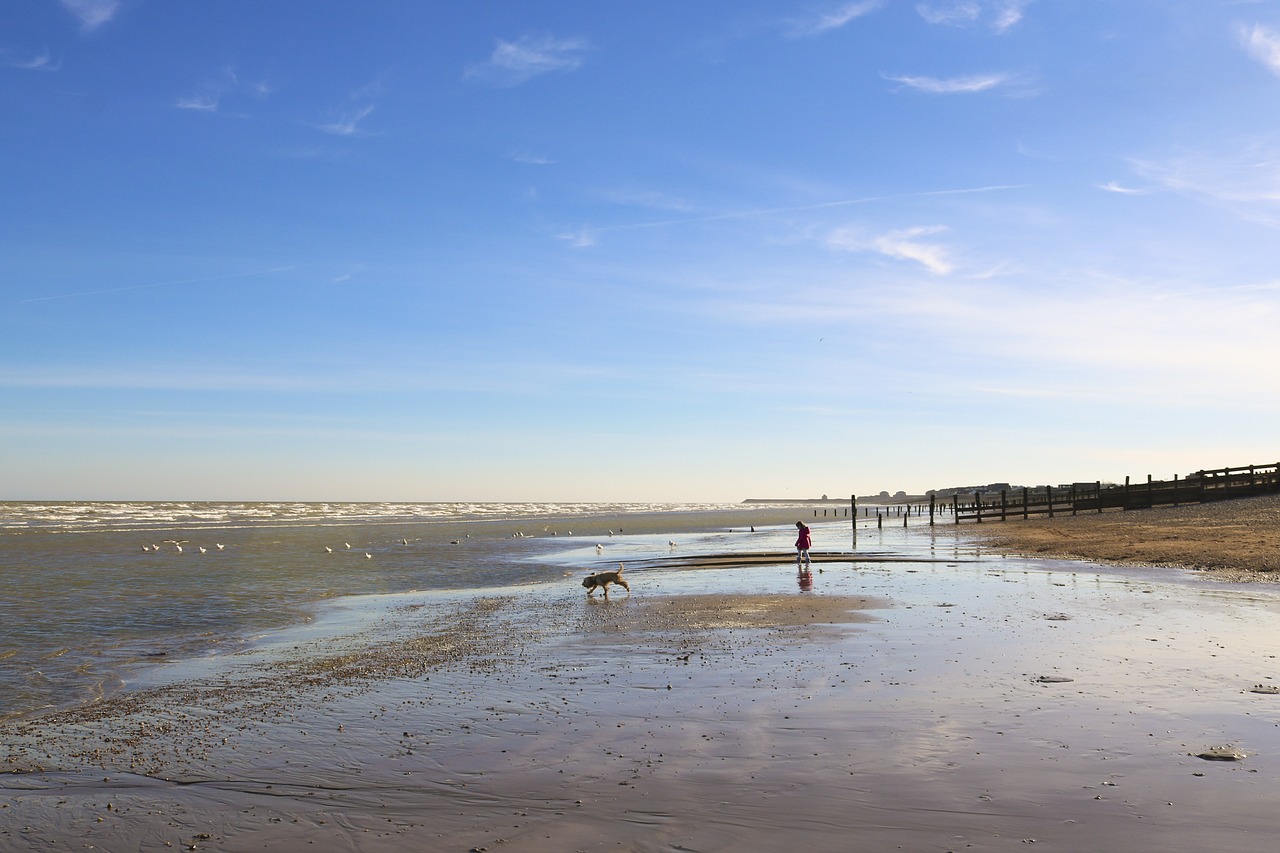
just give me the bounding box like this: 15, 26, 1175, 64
616, 562, 625, 574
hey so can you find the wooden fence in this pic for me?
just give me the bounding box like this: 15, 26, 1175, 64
948, 462, 1280, 524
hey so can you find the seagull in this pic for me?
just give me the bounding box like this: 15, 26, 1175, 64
324, 546, 333, 553
401, 538, 409, 545
345, 542, 352, 549
450, 539, 461, 545
198, 546, 207, 554
596, 544, 604, 553
365, 552, 372, 559
216, 543, 225, 550
668, 540, 677, 548
141, 544, 152, 552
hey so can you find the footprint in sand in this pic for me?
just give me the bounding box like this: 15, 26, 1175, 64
1034, 675, 1074, 684
1249, 684, 1280, 694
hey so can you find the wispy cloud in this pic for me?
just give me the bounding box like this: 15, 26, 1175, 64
1239, 23, 1280, 77
559, 184, 1023, 247
827, 224, 955, 274
509, 151, 555, 165
60, 0, 120, 32
1097, 181, 1150, 195
917, 1, 1031, 33
465, 34, 590, 87
3, 49, 61, 71
557, 228, 597, 248
991, 1, 1030, 32
175, 92, 219, 112
785, 1, 884, 38
884, 71, 1016, 93
594, 188, 696, 213
319, 102, 376, 136
175, 66, 272, 114
1130, 143, 1280, 225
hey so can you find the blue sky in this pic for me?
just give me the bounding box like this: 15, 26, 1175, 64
4, 1, 1280, 501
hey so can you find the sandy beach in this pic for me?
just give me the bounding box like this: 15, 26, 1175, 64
962, 492, 1280, 581
5, 508, 1280, 851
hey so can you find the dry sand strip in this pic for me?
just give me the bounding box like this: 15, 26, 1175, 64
959, 492, 1280, 581
627, 551, 975, 570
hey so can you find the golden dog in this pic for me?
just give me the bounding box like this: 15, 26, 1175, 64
582, 562, 629, 598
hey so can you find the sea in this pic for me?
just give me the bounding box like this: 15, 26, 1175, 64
0, 500, 851, 721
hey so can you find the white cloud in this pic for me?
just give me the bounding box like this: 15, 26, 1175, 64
828, 224, 954, 274
991, 1, 1030, 32
3, 49, 61, 71
884, 72, 1014, 93
1097, 181, 1150, 195
595, 188, 696, 212
174, 66, 273, 115
557, 228, 597, 248
786, 1, 884, 38
1131, 143, 1280, 224
60, 0, 120, 32
1240, 23, 1280, 77
320, 102, 376, 136
175, 93, 218, 112
465, 34, 590, 87
509, 151, 555, 165
917, 1, 981, 26
917, 1, 1030, 32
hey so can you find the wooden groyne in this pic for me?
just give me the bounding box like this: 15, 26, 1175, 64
949, 462, 1280, 524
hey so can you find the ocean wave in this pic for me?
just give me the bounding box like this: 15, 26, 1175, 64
0, 501, 749, 533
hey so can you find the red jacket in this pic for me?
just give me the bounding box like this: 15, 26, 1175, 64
796, 525, 812, 549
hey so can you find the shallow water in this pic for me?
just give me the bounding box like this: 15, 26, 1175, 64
0, 500, 841, 719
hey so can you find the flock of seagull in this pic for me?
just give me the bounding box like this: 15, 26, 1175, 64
141, 529, 679, 559
140, 540, 225, 554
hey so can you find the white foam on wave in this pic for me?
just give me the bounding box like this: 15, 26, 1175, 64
0, 500, 746, 533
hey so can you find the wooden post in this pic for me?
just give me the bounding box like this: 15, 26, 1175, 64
850, 494, 857, 549
1071, 483, 1078, 516
929, 493, 935, 526
953, 494, 960, 524
1022, 487, 1029, 520
877, 511, 882, 529
1096, 481, 1103, 513
1000, 489, 1007, 522
974, 491, 982, 524
1147, 474, 1153, 509
1173, 474, 1179, 507
1124, 475, 1130, 510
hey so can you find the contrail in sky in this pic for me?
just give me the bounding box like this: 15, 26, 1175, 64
18, 266, 295, 304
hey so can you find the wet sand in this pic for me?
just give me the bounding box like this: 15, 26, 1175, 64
5, 548, 1280, 851
963, 493, 1280, 581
